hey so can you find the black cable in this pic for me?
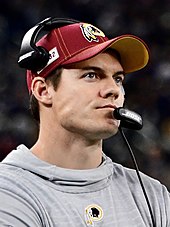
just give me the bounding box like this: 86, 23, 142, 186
119, 127, 156, 227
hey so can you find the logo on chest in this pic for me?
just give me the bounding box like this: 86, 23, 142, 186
85, 204, 103, 226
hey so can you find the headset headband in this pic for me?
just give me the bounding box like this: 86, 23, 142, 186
18, 17, 80, 71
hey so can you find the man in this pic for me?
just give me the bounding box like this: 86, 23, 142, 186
0, 17, 169, 226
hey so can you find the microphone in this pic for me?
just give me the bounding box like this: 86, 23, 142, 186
113, 107, 143, 130
113, 107, 156, 226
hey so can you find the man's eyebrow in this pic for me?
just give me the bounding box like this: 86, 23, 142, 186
113, 71, 125, 77
80, 66, 125, 77
80, 66, 103, 72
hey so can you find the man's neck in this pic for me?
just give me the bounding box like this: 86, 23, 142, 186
31, 131, 103, 170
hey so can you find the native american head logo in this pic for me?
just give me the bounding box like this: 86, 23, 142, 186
80, 23, 105, 42
85, 204, 103, 226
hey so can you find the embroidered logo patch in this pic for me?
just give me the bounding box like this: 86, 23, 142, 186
80, 23, 105, 42
85, 204, 103, 226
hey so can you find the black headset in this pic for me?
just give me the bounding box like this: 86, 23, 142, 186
18, 17, 80, 72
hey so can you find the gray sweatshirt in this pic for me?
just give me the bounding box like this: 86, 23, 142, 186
0, 145, 169, 226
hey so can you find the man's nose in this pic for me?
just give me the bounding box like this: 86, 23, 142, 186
99, 82, 122, 99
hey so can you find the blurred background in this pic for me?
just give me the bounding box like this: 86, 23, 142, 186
0, 0, 170, 190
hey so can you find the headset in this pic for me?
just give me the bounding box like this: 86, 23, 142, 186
18, 17, 80, 72
114, 108, 155, 227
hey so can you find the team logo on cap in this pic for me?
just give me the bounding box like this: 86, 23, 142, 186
85, 204, 103, 226
80, 23, 105, 42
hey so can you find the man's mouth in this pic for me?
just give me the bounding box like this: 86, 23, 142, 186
96, 104, 117, 109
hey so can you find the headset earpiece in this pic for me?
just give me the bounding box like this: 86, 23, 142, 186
18, 17, 80, 72
19, 46, 50, 72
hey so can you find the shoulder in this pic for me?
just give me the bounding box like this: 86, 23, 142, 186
112, 162, 169, 193
0, 150, 44, 226
112, 162, 170, 214
0, 146, 42, 206
0, 166, 39, 225
0, 161, 36, 202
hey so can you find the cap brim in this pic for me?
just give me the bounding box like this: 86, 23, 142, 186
62, 35, 149, 74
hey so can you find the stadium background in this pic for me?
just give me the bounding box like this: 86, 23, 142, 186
0, 0, 170, 190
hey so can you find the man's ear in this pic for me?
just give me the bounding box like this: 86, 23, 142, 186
31, 77, 52, 105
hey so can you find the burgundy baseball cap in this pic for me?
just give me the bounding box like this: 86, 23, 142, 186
27, 22, 149, 92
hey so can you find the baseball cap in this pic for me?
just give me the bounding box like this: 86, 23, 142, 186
27, 22, 149, 92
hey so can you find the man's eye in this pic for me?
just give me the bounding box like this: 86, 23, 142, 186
115, 76, 124, 84
84, 72, 98, 80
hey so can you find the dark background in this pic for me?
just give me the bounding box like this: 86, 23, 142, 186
0, 0, 170, 189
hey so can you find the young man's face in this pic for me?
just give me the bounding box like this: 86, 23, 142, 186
50, 51, 125, 140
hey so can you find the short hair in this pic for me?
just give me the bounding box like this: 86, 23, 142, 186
29, 67, 63, 123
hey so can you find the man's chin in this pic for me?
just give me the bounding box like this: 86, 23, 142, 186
102, 128, 119, 139
91, 127, 119, 140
